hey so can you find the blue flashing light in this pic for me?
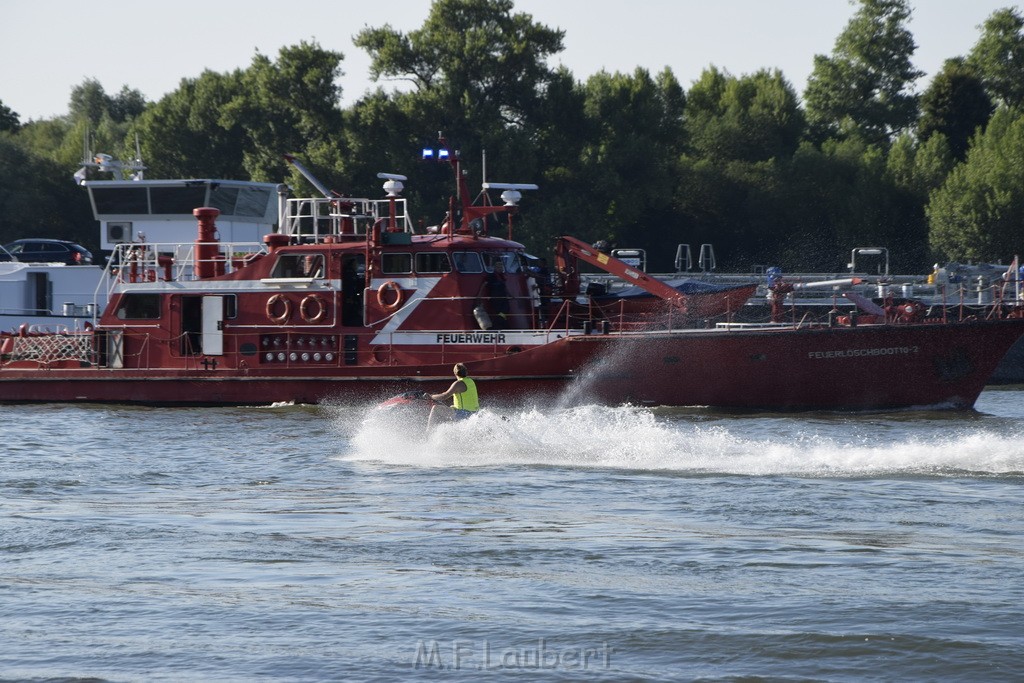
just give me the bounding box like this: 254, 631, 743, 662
438, 149, 450, 160
422, 148, 434, 159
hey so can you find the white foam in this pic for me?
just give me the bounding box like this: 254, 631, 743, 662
342, 403, 1024, 476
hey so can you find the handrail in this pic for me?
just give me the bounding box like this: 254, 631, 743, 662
282, 196, 412, 240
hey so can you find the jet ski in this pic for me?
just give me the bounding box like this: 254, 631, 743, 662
375, 391, 438, 421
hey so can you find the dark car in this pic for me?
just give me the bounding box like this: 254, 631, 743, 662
2, 239, 93, 265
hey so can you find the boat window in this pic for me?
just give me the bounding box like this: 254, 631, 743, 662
483, 252, 521, 273
225, 294, 238, 319
91, 187, 150, 215
415, 252, 452, 274
381, 253, 412, 274
209, 186, 239, 215
116, 293, 161, 319
270, 253, 325, 279
452, 252, 483, 273
208, 185, 273, 218
150, 186, 208, 214
236, 187, 274, 217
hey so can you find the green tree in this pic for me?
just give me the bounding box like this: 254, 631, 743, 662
0, 137, 96, 250
130, 42, 346, 183
350, 0, 569, 252
918, 58, 993, 159
69, 79, 147, 124
927, 107, 1024, 261
0, 100, 20, 132
885, 131, 954, 200
966, 8, 1024, 108
131, 69, 250, 179
109, 85, 148, 122
803, 0, 922, 143
221, 41, 347, 182
355, 0, 563, 131
574, 67, 686, 259
686, 67, 804, 162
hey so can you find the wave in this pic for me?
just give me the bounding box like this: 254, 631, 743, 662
341, 403, 1024, 477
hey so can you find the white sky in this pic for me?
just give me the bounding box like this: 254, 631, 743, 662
1, 0, 1019, 121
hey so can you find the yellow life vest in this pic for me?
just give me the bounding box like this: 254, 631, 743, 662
453, 376, 479, 412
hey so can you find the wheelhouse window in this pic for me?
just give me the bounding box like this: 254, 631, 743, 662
452, 251, 483, 273
91, 187, 149, 214
270, 253, 325, 279
415, 252, 452, 274
116, 293, 161, 319
381, 253, 412, 274
150, 186, 207, 214
482, 252, 522, 273
210, 185, 273, 217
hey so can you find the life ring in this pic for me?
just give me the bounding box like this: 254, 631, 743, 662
266, 294, 291, 324
300, 294, 327, 323
376, 281, 403, 310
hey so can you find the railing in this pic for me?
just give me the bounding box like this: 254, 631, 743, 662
101, 240, 268, 298
282, 197, 412, 240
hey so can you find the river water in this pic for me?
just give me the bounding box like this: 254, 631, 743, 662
3, 387, 1024, 681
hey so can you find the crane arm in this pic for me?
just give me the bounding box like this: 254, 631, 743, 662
554, 236, 687, 310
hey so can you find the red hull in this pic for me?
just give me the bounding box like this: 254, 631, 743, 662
2, 319, 1022, 410
7, 141, 1023, 411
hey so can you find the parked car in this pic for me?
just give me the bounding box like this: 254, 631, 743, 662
2, 239, 93, 265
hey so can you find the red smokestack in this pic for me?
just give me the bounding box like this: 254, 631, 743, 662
194, 207, 221, 279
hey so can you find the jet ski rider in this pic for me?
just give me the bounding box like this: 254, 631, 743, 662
425, 363, 478, 429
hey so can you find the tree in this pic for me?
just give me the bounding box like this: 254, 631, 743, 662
69, 79, 110, 125
109, 85, 148, 122
927, 107, 1024, 262
803, 0, 922, 143
917, 58, 993, 160
885, 131, 954, 200
131, 69, 250, 179
966, 8, 1024, 108
130, 42, 346, 183
220, 41, 347, 182
350, 0, 569, 253
354, 0, 564, 132
686, 67, 804, 162
0, 100, 20, 132
68, 79, 148, 124
0, 137, 96, 250
572, 67, 686, 258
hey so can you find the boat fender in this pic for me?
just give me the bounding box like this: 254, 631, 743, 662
266, 294, 292, 324
473, 305, 493, 330
377, 281, 403, 311
300, 294, 327, 323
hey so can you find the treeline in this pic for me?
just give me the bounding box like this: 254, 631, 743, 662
2, 0, 1024, 274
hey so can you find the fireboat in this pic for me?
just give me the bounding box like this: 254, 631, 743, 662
1, 135, 1022, 410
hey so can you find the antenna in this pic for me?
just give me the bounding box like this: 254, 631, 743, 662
133, 135, 144, 180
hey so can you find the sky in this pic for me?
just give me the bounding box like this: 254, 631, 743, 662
1, 0, 1020, 122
